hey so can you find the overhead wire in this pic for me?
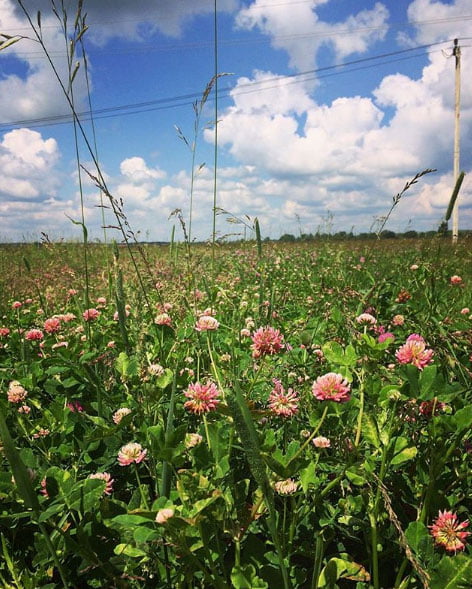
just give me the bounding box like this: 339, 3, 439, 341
0, 39, 453, 130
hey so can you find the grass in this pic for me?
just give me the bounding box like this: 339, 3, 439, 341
0, 237, 471, 588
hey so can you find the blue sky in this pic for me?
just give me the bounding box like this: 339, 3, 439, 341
0, 0, 471, 242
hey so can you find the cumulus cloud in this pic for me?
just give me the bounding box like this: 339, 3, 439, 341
0, 128, 60, 200
236, 0, 389, 71
0, 0, 237, 123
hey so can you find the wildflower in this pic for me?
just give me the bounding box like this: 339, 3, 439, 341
185, 433, 203, 448
18, 404, 31, 414
195, 315, 219, 331
267, 379, 299, 417
25, 329, 44, 341
313, 436, 331, 448
39, 477, 49, 497
113, 407, 132, 425
156, 508, 174, 524
419, 399, 448, 417
251, 326, 285, 358
184, 381, 221, 414
88, 472, 114, 495
43, 317, 61, 334
118, 442, 147, 466
7, 381, 28, 403
274, 479, 298, 495
66, 400, 84, 412
240, 328, 251, 338
52, 341, 68, 350
154, 313, 172, 326
312, 372, 351, 403
148, 363, 165, 377
395, 334, 434, 370
57, 312, 76, 323
356, 313, 377, 326
396, 289, 411, 303
96, 297, 107, 306
410, 264, 419, 270
450, 275, 463, 285
12, 301, 22, 309
220, 353, 231, 362
83, 308, 100, 321
378, 332, 395, 343
33, 428, 50, 438
460, 308, 470, 315
430, 510, 469, 552
392, 314, 405, 326
0, 327, 10, 337
68, 289, 78, 297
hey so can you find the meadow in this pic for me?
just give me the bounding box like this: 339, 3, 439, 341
0, 236, 471, 588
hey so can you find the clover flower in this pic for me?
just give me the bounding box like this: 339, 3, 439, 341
312, 372, 351, 403
274, 479, 298, 495
43, 317, 61, 334
156, 508, 174, 524
356, 313, 377, 326
395, 334, 434, 370
113, 407, 132, 425
251, 326, 285, 359
184, 381, 221, 414
25, 329, 44, 341
195, 315, 219, 331
7, 381, 28, 403
430, 510, 469, 552
154, 313, 172, 326
118, 442, 147, 466
313, 436, 331, 448
82, 308, 100, 321
88, 472, 114, 495
267, 379, 299, 417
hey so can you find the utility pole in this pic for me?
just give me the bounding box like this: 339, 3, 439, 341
452, 38, 461, 244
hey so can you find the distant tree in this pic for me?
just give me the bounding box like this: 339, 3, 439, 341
279, 234, 296, 242
379, 230, 396, 239
403, 230, 418, 238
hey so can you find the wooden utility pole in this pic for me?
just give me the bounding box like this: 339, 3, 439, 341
452, 38, 461, 244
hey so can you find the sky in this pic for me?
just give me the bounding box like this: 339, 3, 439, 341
0, 0, 471, 243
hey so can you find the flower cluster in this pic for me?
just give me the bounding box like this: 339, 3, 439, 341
251, 326, 285, 359
267, 379, 299, 417
88, 472, 114, 495
184, 381, 221, 414
195, 315, 219, 332
117, 442, 147, 466
312, 372, 351, 403
395, 334, 434, 370
7, 381, 28, 404
430, 510, 469, 552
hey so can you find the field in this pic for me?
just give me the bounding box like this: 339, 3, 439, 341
0, 237, 471, 588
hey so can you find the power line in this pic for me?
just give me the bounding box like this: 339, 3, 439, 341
0, 39, 453, 130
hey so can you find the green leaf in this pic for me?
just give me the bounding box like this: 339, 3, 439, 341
405, 521, 432, 558
114, 544, 147, 558
430, 554, 472, 589
389, 436, 417, 466
231, 564, 268, 588
419, 365, 438, 398
115, 352, 139, 379
300, 461, 318, 493
318, 557, 370, 588
155, 368, 173, 389
454, 406, 472, 432
362, 413, 380, 448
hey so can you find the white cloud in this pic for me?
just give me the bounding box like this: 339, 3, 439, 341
0, 128, 60, 200
120, 157, 166, 181
236, 0, 389, 71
